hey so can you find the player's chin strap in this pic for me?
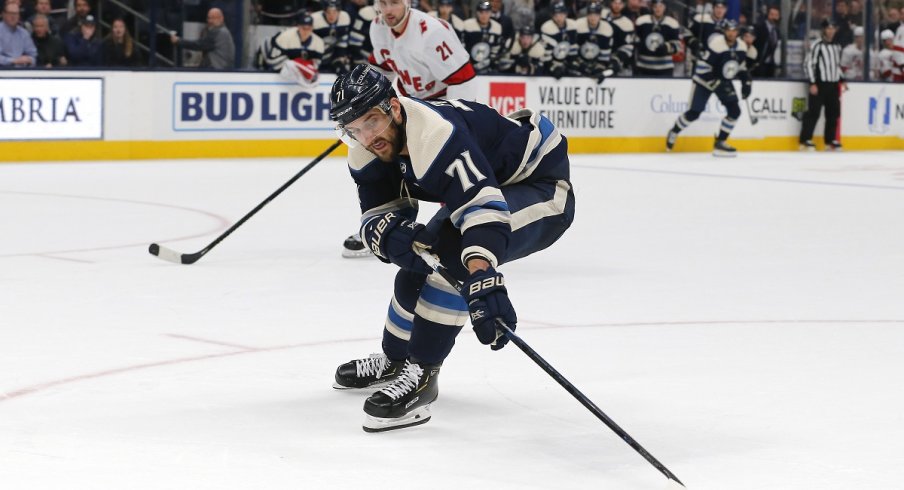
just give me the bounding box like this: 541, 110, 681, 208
415, 249, 685, 486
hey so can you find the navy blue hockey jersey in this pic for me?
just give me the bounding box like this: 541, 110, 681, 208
348, 98, 565, 267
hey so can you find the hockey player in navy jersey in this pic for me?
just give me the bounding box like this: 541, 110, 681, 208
665, 20, 757, 157
329, 65, 575, 432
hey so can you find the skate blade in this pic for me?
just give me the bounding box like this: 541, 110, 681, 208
712, 150, 738, 158
332, 379, 395, 390
341, 248, 375, 259
362, 405, 432, 433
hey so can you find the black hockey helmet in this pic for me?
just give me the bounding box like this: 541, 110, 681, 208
552, 2, 568, 14
718, 18, 739, 33
330, 64, 396, 127
518, 25, 534, 36
588, 2, 603, 14
476, 1, 491, 12
820, 18, 838, 29
296, 11, 313, 26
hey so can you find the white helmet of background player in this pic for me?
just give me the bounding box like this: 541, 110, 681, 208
375, 0, 411, 29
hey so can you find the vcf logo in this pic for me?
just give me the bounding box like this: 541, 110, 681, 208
489, 82, 526, 115
868, 92, 891, 134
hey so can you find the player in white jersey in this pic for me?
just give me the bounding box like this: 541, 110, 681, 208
342, 0, 478, 258
368, 0, 477, 100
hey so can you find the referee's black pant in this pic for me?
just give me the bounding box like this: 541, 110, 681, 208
800, 81, 841, 144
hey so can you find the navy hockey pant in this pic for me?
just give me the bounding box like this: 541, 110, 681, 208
675, 81, 741, 139
381, 139, 576, 365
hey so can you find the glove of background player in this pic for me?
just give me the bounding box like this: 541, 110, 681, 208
362, 212, 437, 274
742, 80, 752, 99
463, 267, 517, 351
551, 64, 566, 80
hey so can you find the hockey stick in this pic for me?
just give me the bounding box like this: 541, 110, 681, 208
417, 251, 685, 487
744, 97, 759, 125
149, 139, 343, 264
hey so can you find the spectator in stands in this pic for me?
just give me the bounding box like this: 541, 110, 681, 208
26, 0, 60, 34
833, 1, 853, 47
102, 17, 142, 67
791, 2, 807, 39
64, 14, 101, 66
31, 13, 65, 66
60, 0, 91, 36
171, 7, 236, 69
881, 7, 900, 34
753, 5, 780, 77
504, 0, 534, 31
0, 1, 36, 66
847, 0, 862, 26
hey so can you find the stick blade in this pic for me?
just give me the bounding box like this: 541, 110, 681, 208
148, 243, 188, 264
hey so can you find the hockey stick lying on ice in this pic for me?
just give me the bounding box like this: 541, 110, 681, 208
417, 250, 686, 487
149, 139, 342, 264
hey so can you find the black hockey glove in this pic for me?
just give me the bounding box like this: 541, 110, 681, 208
742, 80, 752, 100
551, 64, 566, 80
463, 267, 517, 351
362, 212, 437, 275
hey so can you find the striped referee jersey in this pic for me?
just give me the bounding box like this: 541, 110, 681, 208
804, 38, 843, 83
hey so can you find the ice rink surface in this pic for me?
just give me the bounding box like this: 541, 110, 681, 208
2, 151, 903, 489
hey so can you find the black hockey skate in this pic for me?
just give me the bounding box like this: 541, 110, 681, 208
799, 140, 816, 152
826, 140, 843, 152
665, 129, 679, 152
362, 360, 440, 432
333, 353, 403, 390
713, 138, 737, 158
341, 233, 373, 259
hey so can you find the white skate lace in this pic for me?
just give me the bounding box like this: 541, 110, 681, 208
355, 354, 390, 378
379, 362, 424, 400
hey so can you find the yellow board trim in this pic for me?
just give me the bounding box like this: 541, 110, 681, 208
1, 136, 902, 163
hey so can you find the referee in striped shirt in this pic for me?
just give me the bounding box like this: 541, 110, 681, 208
799, 19, 848, 151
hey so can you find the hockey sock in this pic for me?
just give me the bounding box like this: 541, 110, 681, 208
407, 274, 468, 365
673, 114, 693, 133
381, 270, 428, 360
718, 117, 736, 141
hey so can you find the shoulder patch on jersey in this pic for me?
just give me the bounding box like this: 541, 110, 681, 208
635, 15, 652, 26
663, 16, 680, 29
399, 98, 455, 180
575, 17, 589, 33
